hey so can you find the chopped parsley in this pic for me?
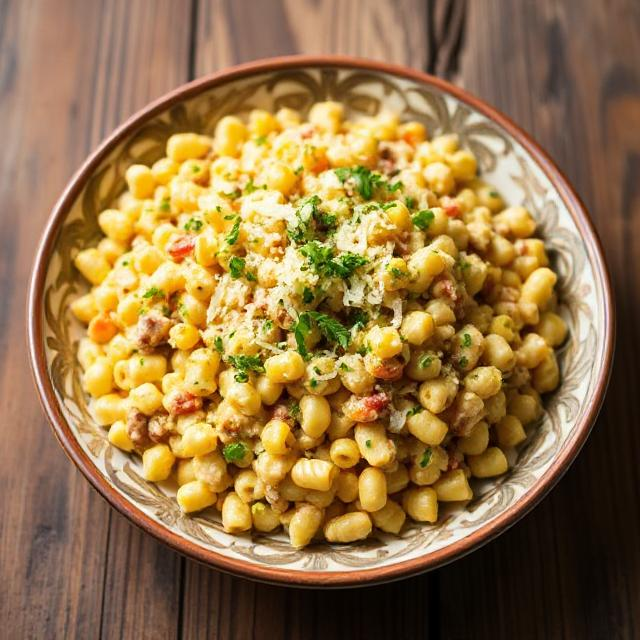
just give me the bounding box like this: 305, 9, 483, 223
159, 197, 171, 212
349, 310, 369, 330
387, 180, 403, 192
213, 336, 224, 353
459, 356, 469, 368
191, 163, 201, 173
407, 405, 423, 417
405, 196, 417, 210
222, 442, 247, 463
142, 286, 165, 300
294, 165, 304, 175
292, 311, 313, 357
244, 178, 265, 194
293, 311, 350, 356
328, 252, 369, 278
458, 257, 471, 271
229, 256, 246, 279
184, 217, 203, 232
418, 354, 433, 369
412, 209, 435, 230
289, 402, 301, 420
302, 287, 315, 304
299, 241, 368, 278
334, 166, 385, 200
461, 333, 472, 348
309, 378, 319, 389
489, 190, 500, 198
222, 189, 241, 200
226, 354, 265, 382
307, 311, 350, 350
225, 216, 241, 245
287, 195, 336, 244
419, 447, 433, 468
365, 439, 372, 448
254, 135, 267, 145
339, 362, 352, 372
262, 320, 273, 333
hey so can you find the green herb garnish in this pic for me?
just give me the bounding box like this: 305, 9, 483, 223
299, 241, 368, 278
462, 333, 472, 348
418, 355, 433, 369
419, 447, 432, 468
334, 166, 385, 200
142, 286, 165, 300
405, 196, 417, 210
227, 354, 265, 382
225, 216, 241, 245
229, 256, 246, 279
412, 209, 435, 230
302, 287, 315, 304
223, 442, 247, 463
293, 311, 350, 356
213, 336, 224, 353
184, 217, 203, 232
406, 405, 423, 417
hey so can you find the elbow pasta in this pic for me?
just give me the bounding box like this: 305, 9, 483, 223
72, 103, 565, 547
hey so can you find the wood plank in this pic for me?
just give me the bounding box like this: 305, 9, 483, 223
437, 1, 640, 638
194, 0, 430, 75
0, 0, 191, 637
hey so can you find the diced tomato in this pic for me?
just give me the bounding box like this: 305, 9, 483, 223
443, 202, 461, 218
167, 235, 195, 262
311, 156, 329, 174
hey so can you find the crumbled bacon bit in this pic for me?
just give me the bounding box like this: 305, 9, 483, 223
164, 389, 202, 416
365, 356, 404, 381
136, 311, 173, 352
343, 391, 391, 422
271, 404, 295, 426
148, 414, 174, 443
300, 125, 315, 139
432, 275, 458, 302
167, 235, 195, 262
441, 391, 485, 437
126, 408, 148, 446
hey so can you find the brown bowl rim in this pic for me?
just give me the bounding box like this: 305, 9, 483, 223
27, 54, 615, 588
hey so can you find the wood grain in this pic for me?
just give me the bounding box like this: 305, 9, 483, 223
0, 1, 191, 638
1, 0, 639, 638
436, 2, 640, 639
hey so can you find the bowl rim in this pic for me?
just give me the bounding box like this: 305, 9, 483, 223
27, 54, 615, 588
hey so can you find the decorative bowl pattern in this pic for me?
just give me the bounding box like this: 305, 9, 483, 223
28, 57, 614, 587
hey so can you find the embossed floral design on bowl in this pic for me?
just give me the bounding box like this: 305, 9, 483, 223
28, 56, 614, 587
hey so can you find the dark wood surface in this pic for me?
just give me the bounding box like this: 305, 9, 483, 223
1, 0, 638, 637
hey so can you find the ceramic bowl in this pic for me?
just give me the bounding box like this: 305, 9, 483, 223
28, 55, 614, 587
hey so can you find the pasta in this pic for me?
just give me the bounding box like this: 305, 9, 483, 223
73, 102, 565, 547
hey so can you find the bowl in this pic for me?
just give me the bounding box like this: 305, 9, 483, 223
28, 55, 614, 587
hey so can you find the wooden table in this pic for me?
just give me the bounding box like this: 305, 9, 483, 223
2, 1, 638, 637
